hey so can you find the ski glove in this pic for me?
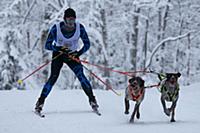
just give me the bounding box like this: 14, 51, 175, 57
52, 46, 71, 54
51, 45, 61, 52
69, 51, 80, 58
60, 47, 72, 54
64, 51, 80, 62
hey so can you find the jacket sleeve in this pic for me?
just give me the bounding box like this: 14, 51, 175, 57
45, 24, 57, 51
78, 24, 90, 56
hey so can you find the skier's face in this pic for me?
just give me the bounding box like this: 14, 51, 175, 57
64, 17, 76, 29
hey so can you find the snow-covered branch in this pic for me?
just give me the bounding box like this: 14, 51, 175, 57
47, 1, 60, 12
129, 12, 148, 20
191, 30, 200, 40
9, 0, 23, 9
48, 6, 66, 24
22, 0, 37, 24
145, 31, 195, 69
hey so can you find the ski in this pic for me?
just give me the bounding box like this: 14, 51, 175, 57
34, 111, 45, 118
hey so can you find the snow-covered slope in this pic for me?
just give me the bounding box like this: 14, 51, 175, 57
0, 83, 200, 133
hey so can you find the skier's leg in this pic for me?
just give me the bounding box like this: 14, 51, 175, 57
67, 60, 98, 108
35, 52, 63, 112
41, 52, 63, 97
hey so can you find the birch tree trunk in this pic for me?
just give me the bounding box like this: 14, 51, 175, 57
175, 0, 184, 72
143, 13, 149, 69
100, 9, 109, 77
131, 7, 140, 70
100, 8, 111, 89
186, 33, 191, 85
160, 0, 171, 71
157, 7, 162, 42
40, 29, 49, 82
27, 31, 30, 49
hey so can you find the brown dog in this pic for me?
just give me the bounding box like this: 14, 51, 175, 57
158, 72, 181, 122
124, 76, 145, 123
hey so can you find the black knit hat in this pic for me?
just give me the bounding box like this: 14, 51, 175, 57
64, 8, 76, 18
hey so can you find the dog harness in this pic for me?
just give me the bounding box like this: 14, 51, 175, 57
128, 84, 144, 101
160, 82, 179, 101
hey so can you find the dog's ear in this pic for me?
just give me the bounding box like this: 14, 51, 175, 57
129, 77, 136, 84
136, 77, 144, 87
166, 73, 172, 80
141, 79, 145, 87
177, 72, 181, 78
158, 74, 162, 81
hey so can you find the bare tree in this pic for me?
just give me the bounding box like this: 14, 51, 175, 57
143, 10, 150, 69
130, 6, 140, 71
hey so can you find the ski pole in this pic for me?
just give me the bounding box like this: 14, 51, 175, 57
65, 55, 122, 96
81, 64, 122, 96
17, 52, 63, 84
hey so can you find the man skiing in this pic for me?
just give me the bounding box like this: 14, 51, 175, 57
35, 8, 99, 115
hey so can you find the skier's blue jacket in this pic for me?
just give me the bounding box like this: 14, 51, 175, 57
45, 21, 90, 56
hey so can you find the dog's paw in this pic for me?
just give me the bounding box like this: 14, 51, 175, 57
124, 110, 129, 115
164, 109, 170, 116
168, 107, 173, 112
170, 119, 176, 122
129, 118, 134, 123
136, 112, 140, 119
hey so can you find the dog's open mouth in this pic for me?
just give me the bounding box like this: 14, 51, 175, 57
169, 77, 177, 85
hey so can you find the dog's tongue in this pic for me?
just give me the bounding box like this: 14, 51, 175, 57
170, 80, 176, 85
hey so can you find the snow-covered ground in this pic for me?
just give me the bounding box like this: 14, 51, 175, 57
0, 83, 200, 133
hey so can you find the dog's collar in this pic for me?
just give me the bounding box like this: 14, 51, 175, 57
128, 84, 144, 101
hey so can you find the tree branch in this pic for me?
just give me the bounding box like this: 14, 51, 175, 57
22, 0, 37, 24
145, 31, 195, 69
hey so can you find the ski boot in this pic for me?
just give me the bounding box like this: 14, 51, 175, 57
35, 96, 45, 115
89, 96, 99, 110
89, 99, 99, 110
89, 98, 101, 115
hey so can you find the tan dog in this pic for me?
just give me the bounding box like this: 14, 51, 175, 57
124, 76, 145, 123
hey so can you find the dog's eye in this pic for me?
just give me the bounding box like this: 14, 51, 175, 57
133, 81, 138, 85
167, 75, 171, 79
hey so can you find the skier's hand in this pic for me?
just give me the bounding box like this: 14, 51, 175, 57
68, 51, 80, 59
52, 46, 66, 52
52, 46, 61, 51
51, 45, 61, 52
52, 46, 71, 54
60, 46, 71, 53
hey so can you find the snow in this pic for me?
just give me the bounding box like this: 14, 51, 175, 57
1, 83, 200, 133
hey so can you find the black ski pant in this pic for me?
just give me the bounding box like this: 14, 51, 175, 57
40, 52, 95, 102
